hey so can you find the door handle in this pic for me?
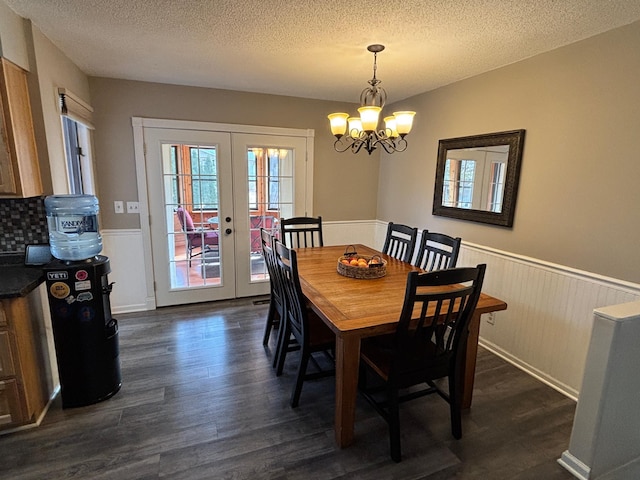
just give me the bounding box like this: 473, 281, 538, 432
225, 228, 232, 235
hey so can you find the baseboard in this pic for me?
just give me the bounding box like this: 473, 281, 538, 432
479, 338, 579, 401
558, 450, 590, 479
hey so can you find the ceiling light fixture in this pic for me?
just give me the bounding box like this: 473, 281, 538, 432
328, 44, 416, 155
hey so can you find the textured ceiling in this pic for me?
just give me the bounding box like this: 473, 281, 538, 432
5, 0, 640, 103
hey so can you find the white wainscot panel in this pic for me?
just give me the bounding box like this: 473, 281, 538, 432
323, 220, 377, 248
458, 243, 640, 399
101, 229, 153, 314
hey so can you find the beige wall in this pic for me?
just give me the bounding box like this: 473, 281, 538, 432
0, 1, 28, 69
88, 78, 380, 229
28, 25, 92, 195
379, 20, 640, 284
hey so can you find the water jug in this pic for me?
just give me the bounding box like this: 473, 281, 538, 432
45, 194, 103, 261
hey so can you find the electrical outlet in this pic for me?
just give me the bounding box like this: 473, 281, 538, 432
486, 312, 496, 325
126, 201, 140, 214
114, 201, 124, 214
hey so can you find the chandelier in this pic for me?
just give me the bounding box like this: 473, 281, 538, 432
328, 44, 416, 155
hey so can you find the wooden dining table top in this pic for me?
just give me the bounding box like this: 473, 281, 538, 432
295, 244, 506, 337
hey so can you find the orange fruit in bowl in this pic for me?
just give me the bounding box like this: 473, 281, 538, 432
349, 258, 359, 266
341, 259, 350, 265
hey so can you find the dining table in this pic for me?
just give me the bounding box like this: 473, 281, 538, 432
294, 244, 508, 448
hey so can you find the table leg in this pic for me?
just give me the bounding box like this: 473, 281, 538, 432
462, 311, 482, 409
334, 333, 360, 448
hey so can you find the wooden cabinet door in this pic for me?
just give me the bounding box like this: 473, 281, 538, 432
0, 58, 42, 197
0, 330, 16, 378
0, 379, 24, 426
0, 94, 18, 193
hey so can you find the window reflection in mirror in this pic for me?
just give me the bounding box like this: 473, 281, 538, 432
433, 130, 525, 227
442, 145, 508, 212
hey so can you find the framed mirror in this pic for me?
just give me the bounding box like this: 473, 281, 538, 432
432, 129, 525, 227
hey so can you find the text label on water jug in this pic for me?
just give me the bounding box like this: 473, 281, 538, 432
55, 215, 97, 234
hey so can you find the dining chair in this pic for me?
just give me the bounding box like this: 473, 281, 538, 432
382, 222, 418, 263
176, 206, 219, 267
260, 228, 284, 346
273, 238, 335, 407
413, 231, 462, 271
358, 263, 486, 462
280, 216, 323, 248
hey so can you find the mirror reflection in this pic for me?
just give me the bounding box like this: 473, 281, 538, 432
433, 130, 525, 227
442, 145, 509, 213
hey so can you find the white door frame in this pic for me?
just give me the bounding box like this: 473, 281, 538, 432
132, 117, 314, 309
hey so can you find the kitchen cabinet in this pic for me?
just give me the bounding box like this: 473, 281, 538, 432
0, 57, 42, 197
0, 296, 46, 429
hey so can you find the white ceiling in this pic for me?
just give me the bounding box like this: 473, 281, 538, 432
5, 0, 640, 104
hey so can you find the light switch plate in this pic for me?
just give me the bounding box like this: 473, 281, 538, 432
126, 201, 140, 213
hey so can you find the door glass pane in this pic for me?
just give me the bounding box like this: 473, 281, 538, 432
247, 147, 292, 281
164, 143, 221, 289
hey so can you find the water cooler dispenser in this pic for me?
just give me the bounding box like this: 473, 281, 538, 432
43, 194, 121, 408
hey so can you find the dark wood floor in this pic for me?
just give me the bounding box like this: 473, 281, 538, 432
0, 298, 577, 479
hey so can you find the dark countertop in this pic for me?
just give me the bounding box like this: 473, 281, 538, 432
0, 254, 46, 299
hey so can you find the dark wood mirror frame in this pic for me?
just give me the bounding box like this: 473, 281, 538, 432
432, 129, 525, 227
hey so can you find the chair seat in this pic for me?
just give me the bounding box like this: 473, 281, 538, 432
361, 334, 450, 387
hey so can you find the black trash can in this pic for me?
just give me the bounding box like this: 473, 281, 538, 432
44, 255, 121, 408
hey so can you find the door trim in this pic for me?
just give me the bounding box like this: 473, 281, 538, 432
132, 117, 315, 309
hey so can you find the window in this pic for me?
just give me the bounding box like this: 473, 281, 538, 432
248, 149, 258, 210
190, 147, 218, 210
443, 158, 476, 209
169, 145, 180, 204
246, 147, 290, 216
268, 151, 280, 210
487, 162, 506, 212
59, 89, 95, 194
168, 144, 219, 215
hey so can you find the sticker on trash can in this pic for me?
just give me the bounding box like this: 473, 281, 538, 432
75, 280, 91, 291
75, 270, 89, 281
77, 292, 93, 302
79, 306, 95, 321
54, 303, 72, 318
47, 271, 68, 281
50, 282, 70, 299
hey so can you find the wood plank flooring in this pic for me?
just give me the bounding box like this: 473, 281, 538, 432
0, 298, 577, 479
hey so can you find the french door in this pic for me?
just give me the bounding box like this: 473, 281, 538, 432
142, 124, 311, 307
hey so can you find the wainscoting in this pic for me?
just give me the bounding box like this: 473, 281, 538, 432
101, 221, 640, 401
102, 229, 154, 314
458, 242, 640, 399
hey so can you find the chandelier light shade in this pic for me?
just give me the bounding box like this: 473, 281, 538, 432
328, 44, 416, 155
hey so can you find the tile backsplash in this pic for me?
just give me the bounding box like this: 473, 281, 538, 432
0, 196, 48, 253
